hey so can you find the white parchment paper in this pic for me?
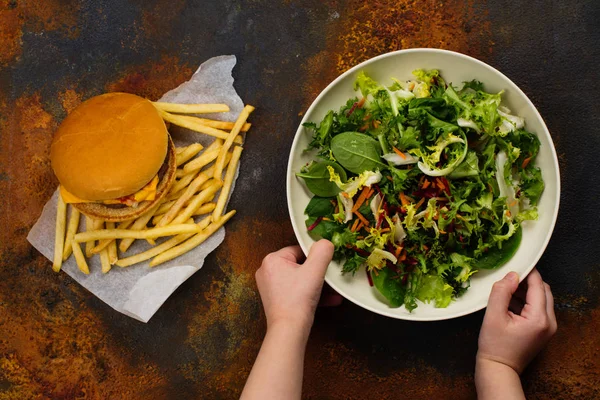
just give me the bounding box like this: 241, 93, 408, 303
27, 56, 244, 323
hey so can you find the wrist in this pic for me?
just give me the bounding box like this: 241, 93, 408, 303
267, 317, 313, 344
475, 356, 524, 400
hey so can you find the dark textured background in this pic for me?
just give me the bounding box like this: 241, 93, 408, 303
1, 1, 599, 399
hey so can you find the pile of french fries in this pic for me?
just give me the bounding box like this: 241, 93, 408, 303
52, 102, 255, 274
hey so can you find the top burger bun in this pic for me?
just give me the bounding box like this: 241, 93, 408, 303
50, 92, 177, 222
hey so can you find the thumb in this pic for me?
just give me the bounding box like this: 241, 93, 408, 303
303, 239, 334, 282
487, 271, 520, 318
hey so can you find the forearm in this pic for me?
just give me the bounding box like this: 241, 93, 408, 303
475, 358, 525, 400
240, 322, 310, 400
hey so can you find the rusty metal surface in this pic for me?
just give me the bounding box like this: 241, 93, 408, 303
1, 0, 599, 398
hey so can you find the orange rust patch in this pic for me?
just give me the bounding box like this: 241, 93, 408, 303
105, 56, 194, 101
0, 0, 81, 66
521, 307, 600, 398
0, 94, 57, 258
0, 2, 23, 66
303, 0, 492, 104
0, 258, 168, 399
58, 88, 83, 113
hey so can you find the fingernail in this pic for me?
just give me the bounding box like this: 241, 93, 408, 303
504, 271, 519, 283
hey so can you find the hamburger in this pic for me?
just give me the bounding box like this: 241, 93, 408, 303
50, 92, 177, 222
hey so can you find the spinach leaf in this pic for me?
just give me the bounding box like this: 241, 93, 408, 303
305, 196, 335, 217
476, 226, 522, 269
296, 161, 346, 197
371, 267, 406, 308
305, 216, 343, 241
330, 132, 386, 174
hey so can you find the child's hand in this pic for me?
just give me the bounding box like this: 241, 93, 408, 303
477, 268, 557, 374
255, 240, 334, 336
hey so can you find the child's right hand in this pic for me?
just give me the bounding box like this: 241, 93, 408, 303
477, 268, 557, 374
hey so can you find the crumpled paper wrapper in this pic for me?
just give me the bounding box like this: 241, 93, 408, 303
27, 55, 244, 323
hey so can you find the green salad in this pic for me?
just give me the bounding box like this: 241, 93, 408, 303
297, 69, 544, 311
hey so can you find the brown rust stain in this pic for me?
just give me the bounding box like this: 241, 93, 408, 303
0, 94, 57, 259
105, 56, 194, 101
58, 88, 83, 113
303, 0, 492, 103
0, 0, 81, 66
522, 307, 600, 398
0, 257, 168, 399
140, 1, 187, 39
303, 339, 475, 399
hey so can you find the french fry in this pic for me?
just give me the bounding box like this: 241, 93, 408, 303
152, 202, 215, 225
190, 118, 251, 132
171, 181, 222, 225
150, 210, 236, 267
176, 169, 186, 178
169, 170, 200, 196
53, 194, 67, 272
159, 110, 237, 140
116, 219, 196, 267
182, 139, 223, 173
182, 148, 219, 174
119, 204, 161, 253
100, 247, 111, 274
106, 222, 118, 264
71, 241, 90, 275
213, 146, 243, 221
153, 102, 230, 114
92, 219, 134, 254
213, 105, 254, 179
75, 224, 202, 243
176, 143, 203, 166
62, 206, 80, 261
84, 216, 94, 257
157, 173, 210, 227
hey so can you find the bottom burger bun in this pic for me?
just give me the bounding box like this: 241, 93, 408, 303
73, 136, 177, 222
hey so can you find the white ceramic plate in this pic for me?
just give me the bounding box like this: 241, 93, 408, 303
286, 48, 560, 321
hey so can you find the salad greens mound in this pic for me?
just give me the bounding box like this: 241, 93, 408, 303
297, 69, 544, 312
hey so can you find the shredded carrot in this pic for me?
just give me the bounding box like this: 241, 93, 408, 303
506, 210, 512, 217
373, 120, 381, 128
352, 186, 371, 212
394, 246, 403, 259
341, 192, 350, 198
422, 244, 429, 251
354, 211, 370, 226
436, 178, 445, 190
359, 123, 369, 132
357, 97, 366, 108
422, 179, 431, 189
322, 217, 332, 221
399, 192, 411, 207
386, 175, 393, 181
330, 199, 337, 207
398, 249, 407, 262
367, 188, 375, 199
509, 199, 518, 208
380, 228, 390, 233
356, 236, 364, 240
439, 230, 447, 234
334, 204, 339, 214
350, 218, 360, 232
522, 157, 532, 169
415, 197, 425, 210
356, 222, 364, 232
392, 146, 407, 159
